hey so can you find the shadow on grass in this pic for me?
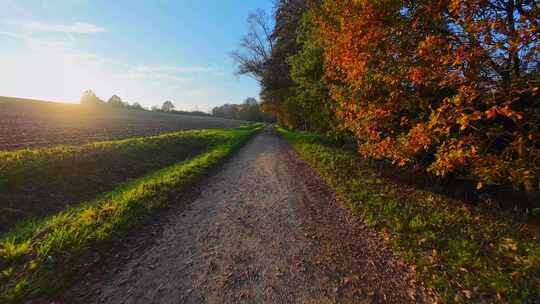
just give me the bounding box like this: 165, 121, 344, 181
279, 127, 540, 303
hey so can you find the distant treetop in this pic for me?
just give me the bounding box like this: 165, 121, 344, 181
212, 97, 275, 123
161, 100, 176, 112
79, 90, 146, 111
80, 90, 103, 106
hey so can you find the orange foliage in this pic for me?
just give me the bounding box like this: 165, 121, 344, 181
317, 0, 539, 197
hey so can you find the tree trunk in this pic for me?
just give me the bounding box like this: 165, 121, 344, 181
523, 178, 540, 209
507, 0, 521, 79
517, 136, 539, 208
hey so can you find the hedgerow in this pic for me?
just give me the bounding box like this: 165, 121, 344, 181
236, 0, 539, 207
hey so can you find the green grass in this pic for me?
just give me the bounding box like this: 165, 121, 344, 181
0, 124, 262, 303
279, 127, 540, 303
0, 128, 245, 232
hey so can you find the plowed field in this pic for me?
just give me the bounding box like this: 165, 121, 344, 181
0, 96, 246, 150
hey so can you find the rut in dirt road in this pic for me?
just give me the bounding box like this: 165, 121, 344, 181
62, 128, 431, 304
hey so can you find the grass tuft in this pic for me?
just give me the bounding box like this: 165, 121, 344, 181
0, 128, 242, 232
279, 127, 540, 304
0, 124, 262, 303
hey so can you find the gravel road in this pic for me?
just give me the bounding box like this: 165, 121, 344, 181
58, 128, 432, 304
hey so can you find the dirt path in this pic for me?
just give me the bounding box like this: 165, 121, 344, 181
59, 128, 431, 303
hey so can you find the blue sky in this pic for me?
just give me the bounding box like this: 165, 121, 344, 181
0, 0, 273, 111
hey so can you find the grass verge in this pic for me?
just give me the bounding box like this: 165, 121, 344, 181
279, 127, 540, 303
0, 124, 262, 303
0, 128, 244, 233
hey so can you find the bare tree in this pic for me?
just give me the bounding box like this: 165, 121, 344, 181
231, 9, 274, 82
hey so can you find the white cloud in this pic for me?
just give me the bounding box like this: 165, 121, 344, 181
5, 20, 107, 34
0, 22, 234, 110
0, 29, 196, 87
126, 68, 190, 83
126, 65, 223, 85
133, 65, 217, 74
0, 30, 27, 40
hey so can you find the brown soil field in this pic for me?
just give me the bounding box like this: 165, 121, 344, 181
0, 96, 246, 150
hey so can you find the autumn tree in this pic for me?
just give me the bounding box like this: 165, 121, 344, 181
212, 98, 275, 122
232, 0, 308, 128
318, 0, 539, 206
235, 0, 538, 204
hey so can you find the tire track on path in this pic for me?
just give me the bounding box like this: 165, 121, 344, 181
59, 128, 432, 304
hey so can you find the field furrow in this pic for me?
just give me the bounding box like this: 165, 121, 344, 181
0, 97, 247, 151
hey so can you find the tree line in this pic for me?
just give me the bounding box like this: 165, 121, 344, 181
80, 90, 146, 110
233, 0, 539, 207
79, 90, 211, 117
212, 97, 276, 122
